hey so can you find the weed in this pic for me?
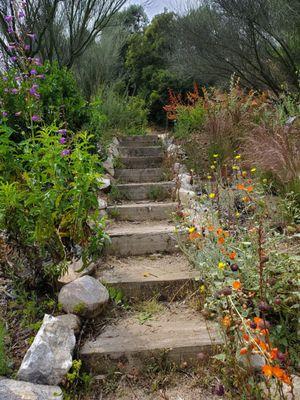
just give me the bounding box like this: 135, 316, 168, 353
109, 207, 121, 220
0, 320, 10, 375
148, 186, 167, 201
137, 298, 164, 324
109, 185, 124, 202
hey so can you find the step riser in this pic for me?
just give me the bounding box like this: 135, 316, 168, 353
120, 156, 163, 169
115, 168, 164, 183
119, 137, 159, 147
81, 344, 218, 375
108, 204, 176, 221
102, 279, 197, 301
116, 183, 174, 201
104, 232, 178, 256
119, 147, 163, 157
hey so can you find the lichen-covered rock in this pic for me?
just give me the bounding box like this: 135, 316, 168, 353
103, 156, 114, 176
17, 315, 75, 385
58, 275, 109, 318
178, 173, 193, 190
58, 258, 96, 285
54, 314, 81, 334
0, 377, 63, 400
179, 188, 196, 207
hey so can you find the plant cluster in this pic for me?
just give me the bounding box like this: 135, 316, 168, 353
176, 154, 299, 398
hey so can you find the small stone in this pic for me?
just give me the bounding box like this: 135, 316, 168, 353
58, 275, 109, 318
58, 258, 95, 285
178, 173, 193, 190
98, 177, 111, 190
0, 377, 63, 400
103, 157, 114, 176
179, 188, 196, 206
55, 314, 81, 334
98, 197, 108, 210
17, 314, 75, 385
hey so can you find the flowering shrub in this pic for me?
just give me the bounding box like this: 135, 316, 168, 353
176, 155, 299, 398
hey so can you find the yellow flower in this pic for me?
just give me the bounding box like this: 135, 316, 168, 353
263, 178, 267, 183
235, 212, 240, 218
232, 165, 239, 170
235, 154, 241, 160
213, 160, 217, 164
251, 167, 257, 173
210, 165, 216, 170
189, 226, 196, 233
218, 262, 225, 270
200, 284, 205, 293
213, 154, 219, 158
207, 175, 212, 180
209, 193, 216, 199
242, 171, 247, 177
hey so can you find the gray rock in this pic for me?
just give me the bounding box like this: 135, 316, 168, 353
17, 315, 75, 385
178, 173, 193, 190
97, 197, 108, 210
98, 177, 111, 190
260, 375, 299, 399
179, 188, 196, 207
0, 377, 63, 400
58, 275, 109, 318
103, 157, 114, 176
58, 258, 96, 285
55, 314, 81, 335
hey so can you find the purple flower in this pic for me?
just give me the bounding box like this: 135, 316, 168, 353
2, 111, 8, 117
15, 111, 22, 116
4, 16, 13, 23
11, 88, 19, 94
31, 114, 41, 122
36, 74, 45, 79
2, 76, 8, 81
59, 137, 67, 144
30, 69, 37, 75
57, 129, 67, 135
7, 44, 16, 51
27, 33, 36, 40
18, 11, 25, 18
29, 84, 39, 96
32, 57, 42, 66
61, 149, 71, 157
11, 56, 17, 62
7, 27, 14, 34
24, 44, 30, 51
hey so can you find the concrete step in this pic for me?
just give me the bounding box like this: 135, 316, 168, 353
105, 221, 178, 256
119, 146, 163, 158
116, 181, 174, 201
107, 201, 177, 221
120, 156, 163, 169
115, 168, 164, 183
119, 135, 159, 147
97, 254, 198, 300
80, 303, 222, 374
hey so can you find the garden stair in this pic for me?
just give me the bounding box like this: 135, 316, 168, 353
81, 134, 221, 374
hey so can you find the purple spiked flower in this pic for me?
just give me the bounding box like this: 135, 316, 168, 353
57, 129, 67, 135
5, 16, 13, 23
31, 114, 41, 122
61, 149, 71, 157
60, 137, 67, 144
2, 111, 8, 117
30, 69, 37, 75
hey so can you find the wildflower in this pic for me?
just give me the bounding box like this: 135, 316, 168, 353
243, 334, 249, 341
246, 186, 254, 192
250, 167, 257, 173
18, 10, 25, 18
11, 88, 18, 94
7, 27, 14, 34
230, 263, 239, 272
262, 365, 273, 378
200, 284, 205, 293
57, 129, 67, 135
2, 111, 8, 117
210, 165, 215, 170
11, 56, 17, 62
236, 184, 245, 190
27, 33, 36, 40
4, 15, 13, 23
235, 212, 240, 218
229, 251, 236, 260
61, 149, 71, 157
232, 281, 241, 290
240, 347, 248, 355
270, 348, 278, 360
216, 228, 223, 236
188, 226, 196, 234
31, 114, 41, 121
207, 175, 212, 180
235, 154, 241, 160
207, 225, 214, 232
242, 171, 247, 177
15, 111, 21, 116
218, 262, 225, 270
213, 153, 219, 158
209, 193, 216, 199
232, 165, 239, 170
242, 196, 250, 203
218, 237, 225, 245
222, 315, 231, 328
30, 69, 37, 75
59, 137, 67, 144
262, 178, 267, 183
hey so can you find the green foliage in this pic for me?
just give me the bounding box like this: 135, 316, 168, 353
174, 104, 205, 138
64, 359, 92, 399
0, 126, 107, 287
0, 320, 10, 375
88, 87, 148, 145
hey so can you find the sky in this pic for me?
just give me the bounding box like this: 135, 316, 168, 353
128, 0, 185, 18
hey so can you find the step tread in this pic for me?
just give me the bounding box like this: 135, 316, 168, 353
97, 254, 196, 284
107, 221, 175, 236
108, 201, 176, 210
116, 181, 174, 188
81, 304, 221, 356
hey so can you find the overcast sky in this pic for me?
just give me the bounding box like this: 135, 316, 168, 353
128, 0, 185, 18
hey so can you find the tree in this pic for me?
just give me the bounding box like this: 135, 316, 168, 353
0, 0, 128, 67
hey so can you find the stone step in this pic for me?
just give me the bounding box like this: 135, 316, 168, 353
120, 156, 163, 169
105, 221, 178, 256
119, 146, 163, 158
115, 168, 164, 183
80, 303, 222, 374
119, 135, 159, 147
97, 254, 198, 300
116, 181, 174, 201
107, 201, 177, 221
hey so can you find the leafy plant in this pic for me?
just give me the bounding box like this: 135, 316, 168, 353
0, 320, 10, 375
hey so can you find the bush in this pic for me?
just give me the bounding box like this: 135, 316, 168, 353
174, 103, 205, 139
88, 87, 148, 145
0, 126, 107, 288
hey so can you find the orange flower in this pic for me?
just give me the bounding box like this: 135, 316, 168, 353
218, 237, 225, 245
270, 348, 278, 360
260, 329, 269, 336
229, 251, 236, 260
246, 186, 254, 192
254, 317, 263, 326
216, 228, 223, 236
272, 366, 284, 379
207, 225, 214, 232
236, 183, 245, 190
258, 340, 269, 352
189, 232, 201, 241
282, 373, 292, 385
232, 281, 241, 290
262, 365, 273, 378
242, 196, 250, 203
240, 347, 248, 355
243, 334, 249, 341
222, 315, 231, 328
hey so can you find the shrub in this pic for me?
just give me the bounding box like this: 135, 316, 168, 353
88, 87, 148, 146
0, 126, 107, 288
174, 103, 205, 139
